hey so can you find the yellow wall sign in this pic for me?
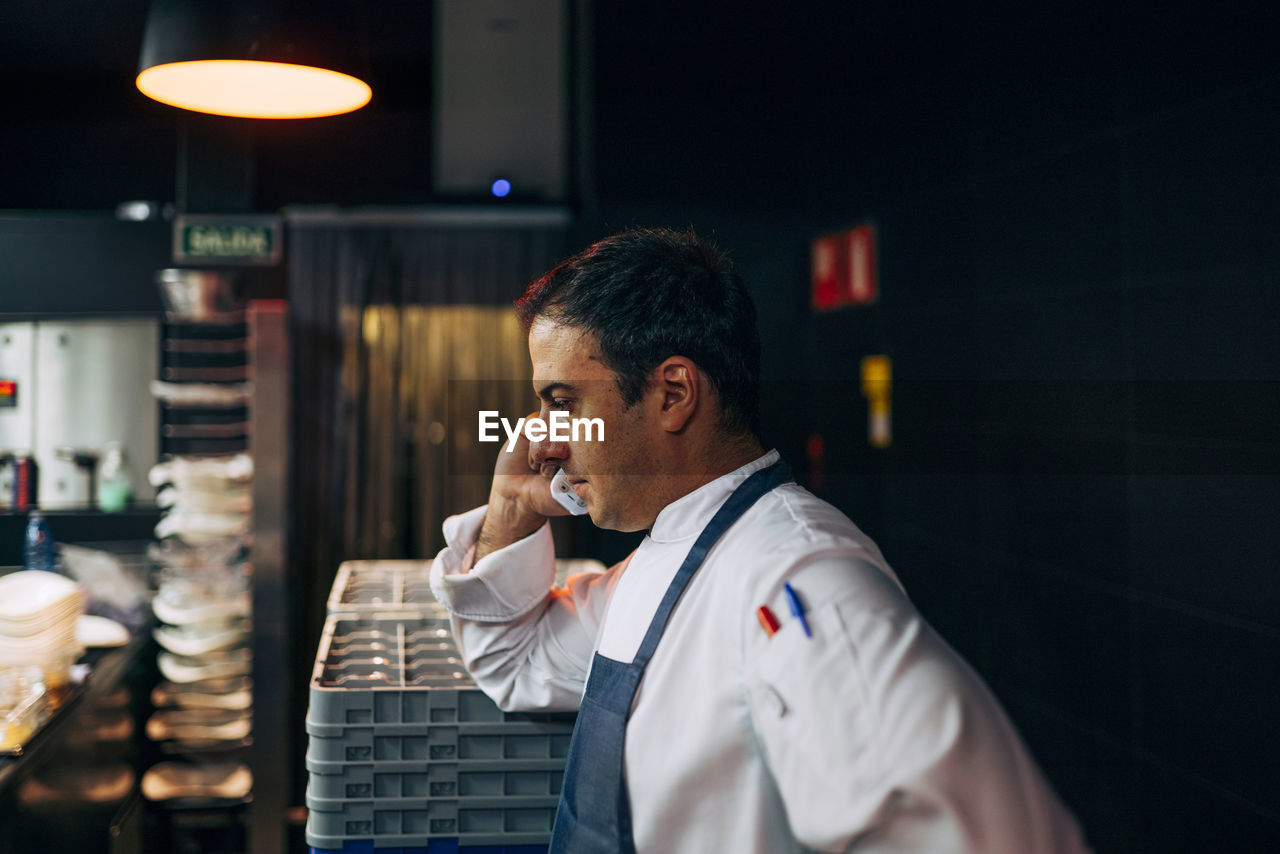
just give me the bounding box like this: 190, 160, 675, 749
860, 355, 892, 448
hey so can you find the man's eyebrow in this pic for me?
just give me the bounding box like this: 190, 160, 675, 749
535, 381, 576, 400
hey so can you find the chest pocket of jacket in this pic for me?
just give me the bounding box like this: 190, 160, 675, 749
746, 598, 888, 844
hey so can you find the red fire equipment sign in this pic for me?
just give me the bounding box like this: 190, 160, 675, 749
810, 222, 878, 311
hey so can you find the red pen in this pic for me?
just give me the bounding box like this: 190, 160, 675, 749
755, 605, 781, 637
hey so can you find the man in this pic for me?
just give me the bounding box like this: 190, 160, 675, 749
429, 229, 1089, 853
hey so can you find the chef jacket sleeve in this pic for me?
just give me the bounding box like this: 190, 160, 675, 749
429, 505, 623, 713
745, 554, 1090, 854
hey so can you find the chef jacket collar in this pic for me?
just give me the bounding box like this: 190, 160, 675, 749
647, 449, 782, 544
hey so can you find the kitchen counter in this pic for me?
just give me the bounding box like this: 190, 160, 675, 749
0, 543, 158, 854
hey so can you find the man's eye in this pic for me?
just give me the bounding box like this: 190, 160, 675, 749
550, 398, 572, 409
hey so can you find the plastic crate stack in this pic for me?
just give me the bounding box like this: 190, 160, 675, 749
307, 559, 597, 854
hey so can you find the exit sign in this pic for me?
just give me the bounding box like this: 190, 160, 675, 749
174, 215, 282, 266
811, 222, 878, 311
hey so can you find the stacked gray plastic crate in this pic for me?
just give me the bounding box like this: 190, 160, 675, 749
306, 560, 577, 854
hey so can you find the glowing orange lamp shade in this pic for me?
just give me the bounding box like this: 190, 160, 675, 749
137, 0, 372, 120
136, 60, 372, 119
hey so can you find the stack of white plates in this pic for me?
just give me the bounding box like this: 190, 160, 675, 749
146, 363, 255, 791
148, 558, 254, 752
151, 575, 252, 670
149, 454, 253, 545
0, 571, 85, 667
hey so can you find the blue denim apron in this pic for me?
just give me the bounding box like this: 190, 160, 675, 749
549, 460, 793, 853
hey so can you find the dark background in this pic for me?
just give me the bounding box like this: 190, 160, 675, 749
1, 1, 1278, 851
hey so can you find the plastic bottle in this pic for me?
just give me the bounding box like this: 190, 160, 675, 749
23, 511, 55, 573
97, 441, 133, 513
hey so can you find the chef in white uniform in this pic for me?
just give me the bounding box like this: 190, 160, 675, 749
430, 228, 1091, 853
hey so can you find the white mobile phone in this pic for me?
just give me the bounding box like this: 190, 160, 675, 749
550, 468, 589, 515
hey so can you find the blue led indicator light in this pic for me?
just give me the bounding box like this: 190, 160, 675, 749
491, 178, 512, 198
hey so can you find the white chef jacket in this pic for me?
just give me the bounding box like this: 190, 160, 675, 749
429, 450, 1090, 854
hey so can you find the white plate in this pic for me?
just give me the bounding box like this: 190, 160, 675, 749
153, 623, 249, 657
77, 615, 130, 648
149, 380, 251, 408
158, 652, 251, 684
153, 593, 251, 627
141, 760, 251, 801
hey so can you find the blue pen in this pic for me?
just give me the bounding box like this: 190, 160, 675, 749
783, 582, 812, 639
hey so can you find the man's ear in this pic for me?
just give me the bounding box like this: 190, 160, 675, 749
654, 357, 699, 433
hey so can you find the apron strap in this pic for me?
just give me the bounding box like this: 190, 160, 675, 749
631, 459, 792, 669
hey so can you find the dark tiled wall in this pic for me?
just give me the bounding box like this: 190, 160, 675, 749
597, 11, 1280, 853
782, 27, 1280, 854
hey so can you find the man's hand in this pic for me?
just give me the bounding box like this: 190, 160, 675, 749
473, 412, 569, 563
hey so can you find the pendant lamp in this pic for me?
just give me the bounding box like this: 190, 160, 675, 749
136, 0, 372, 119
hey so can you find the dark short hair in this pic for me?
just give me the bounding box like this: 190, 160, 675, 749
516, 228, 760, 437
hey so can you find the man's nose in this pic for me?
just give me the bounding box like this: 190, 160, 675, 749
528, 409, 570, 471
529, 432, 570, 470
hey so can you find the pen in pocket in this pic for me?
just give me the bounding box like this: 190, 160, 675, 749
783, 582, 812, 639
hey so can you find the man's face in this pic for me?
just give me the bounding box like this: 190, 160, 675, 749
527, 317, 661, 532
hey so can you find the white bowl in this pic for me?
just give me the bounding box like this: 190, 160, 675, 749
0, 571, 83, 621
77, 615, 130, 648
